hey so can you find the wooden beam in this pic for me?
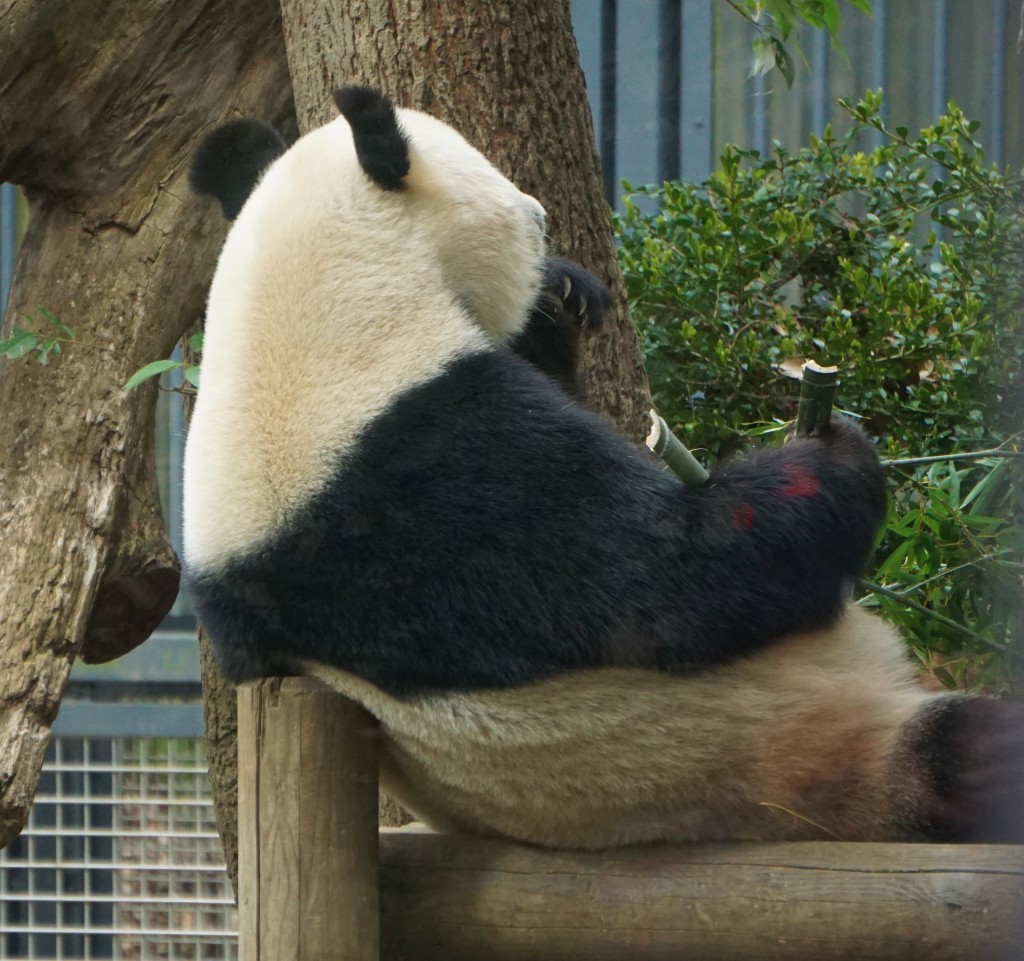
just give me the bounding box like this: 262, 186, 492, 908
379, 830, 1024, 961
238, 678, 380, 961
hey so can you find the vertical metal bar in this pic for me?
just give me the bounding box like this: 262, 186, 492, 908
600, 0, 618, 202
751, 68, 769, 157
810, 25, 830, 134
571, 0, 603, 164
167, 350, 188, 616
0, 183, 17, 314
680, 0, 714, 181
868, 0, 888, 149
991, 0, 1008, 167
932, 0, 949, 120
749, 6, 769, 156
657, 0, 682, 183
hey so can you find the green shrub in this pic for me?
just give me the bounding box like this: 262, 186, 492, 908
615, 91, 1023, 689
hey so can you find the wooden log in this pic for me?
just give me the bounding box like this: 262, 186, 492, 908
379, 830, 1024, 961
238, 679, 380, 961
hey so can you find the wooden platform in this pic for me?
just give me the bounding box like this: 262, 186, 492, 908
238, 678, 1024, 961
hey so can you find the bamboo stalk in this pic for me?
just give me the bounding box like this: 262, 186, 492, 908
646, 409, 710, 486
795, 360, 838, 436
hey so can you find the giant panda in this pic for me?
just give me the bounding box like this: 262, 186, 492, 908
184, 86, 1022, 847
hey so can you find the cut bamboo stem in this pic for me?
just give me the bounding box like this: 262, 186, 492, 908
796, 360, 839, 436
646, 409, 710, 486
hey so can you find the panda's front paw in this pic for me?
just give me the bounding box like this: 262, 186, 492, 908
541, 257, 611, 330
511, 258, 611, 397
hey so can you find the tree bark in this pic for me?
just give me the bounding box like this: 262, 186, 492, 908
0, 0, 293, 849
278, 0, 652, 438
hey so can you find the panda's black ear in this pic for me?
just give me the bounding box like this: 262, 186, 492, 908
333, 86, 410, 191
189, 120, 287, 221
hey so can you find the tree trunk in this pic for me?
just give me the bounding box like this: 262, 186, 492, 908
279, 0, 651, 437
195, 0, 653, 892
0, 0, 293, 849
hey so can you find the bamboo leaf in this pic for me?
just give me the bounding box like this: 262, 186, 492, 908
820, 0, 841, 35
123, 359, 182, 390
773, 38, 796, 87
1, 331, 38, 358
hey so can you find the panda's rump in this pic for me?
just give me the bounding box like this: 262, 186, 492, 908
302, 605, 930, 848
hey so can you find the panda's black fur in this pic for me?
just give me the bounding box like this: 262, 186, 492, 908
184, 88, 1023, 846
509, 256, 612, 398
187, 346, 888, 696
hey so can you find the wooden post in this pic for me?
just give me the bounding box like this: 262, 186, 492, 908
237, 678, 379, 961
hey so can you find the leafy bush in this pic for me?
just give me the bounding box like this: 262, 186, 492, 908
866, 455, 1022, 691
615, 92, 1023, 689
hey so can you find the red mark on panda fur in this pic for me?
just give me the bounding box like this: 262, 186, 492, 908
779, 465, 821, 499
732, 503, 755, 529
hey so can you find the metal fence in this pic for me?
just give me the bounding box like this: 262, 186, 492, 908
0, 729, 236, 960
571, 0, 1022, 202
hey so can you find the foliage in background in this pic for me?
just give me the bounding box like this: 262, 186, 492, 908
0, 307, 200, 392
0, 306, 75, 365
864, 455, 1022, 692
123, 333, 202, 391
725, 0, 873, 86
615, 91, 1023, 689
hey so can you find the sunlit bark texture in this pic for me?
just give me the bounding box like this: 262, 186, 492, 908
0, 0, 293, 849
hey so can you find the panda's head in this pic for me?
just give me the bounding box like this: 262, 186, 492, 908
191, 87, 546, 342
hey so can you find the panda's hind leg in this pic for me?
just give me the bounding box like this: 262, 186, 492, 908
896, 694, 1024, 843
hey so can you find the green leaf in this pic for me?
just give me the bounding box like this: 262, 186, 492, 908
749, 37, 776, 79
773, 38, 796, 87
0, 330, 38, 358
820, 0, 841, 36
188, 332, 204, 353
962, 459, 1009, 513
123, 359, 182, 390
183, 364, 201, 387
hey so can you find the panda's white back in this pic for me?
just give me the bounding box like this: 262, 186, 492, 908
184, 108, 542, 571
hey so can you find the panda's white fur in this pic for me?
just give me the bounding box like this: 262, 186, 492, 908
185, 88, 1022, 847
185, 106, 543, 569
300, 606, 936, 847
